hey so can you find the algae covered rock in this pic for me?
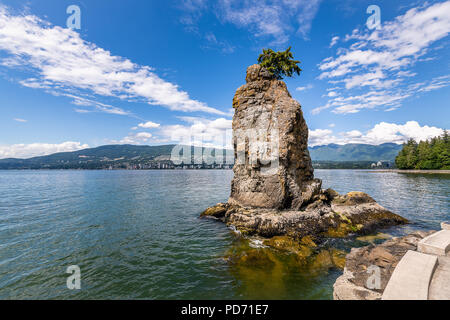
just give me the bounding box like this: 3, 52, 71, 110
206, 189, 406, 242
200, 203, 229, 219
262, 235, 316, 262
330, 192, 407, 235
224, 236, 348, 299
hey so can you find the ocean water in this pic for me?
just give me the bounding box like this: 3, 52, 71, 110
0, 170, 448, 300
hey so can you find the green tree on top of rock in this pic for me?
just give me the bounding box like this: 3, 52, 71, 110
257, 47, 302, 80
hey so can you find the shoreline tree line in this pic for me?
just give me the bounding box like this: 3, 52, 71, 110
395, 131, 450, 170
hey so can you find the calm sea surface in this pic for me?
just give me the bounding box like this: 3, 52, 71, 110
0, 170, 448, 299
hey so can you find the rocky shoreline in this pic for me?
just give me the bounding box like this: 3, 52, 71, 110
333, 230, 436, 300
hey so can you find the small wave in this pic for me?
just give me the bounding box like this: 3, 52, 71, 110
248, 239, 268, 249
228, 225, 241, 236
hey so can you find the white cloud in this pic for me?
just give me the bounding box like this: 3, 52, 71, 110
178, 2, 235, 53
14, 118, 27, 123
113, 132, 153, 145
308, 121, 445, 146
159, 117, 232, 148
359, 121, 445, 145
0, 141, 89, 159
138, 121, 161, 129
74, 108, 91, 114
418, 75, 450, 92
309, 129, 337, 146
179, 0, 208, 30
203, 32, 235, 53
160, 118, 444, 149
329, 36, 339, 47
0, 6, 225, 115
296, 84, 313, 91
316, 2, 450, 114
180, 0, 322, 47
180, 0, 322, 43
327, 91, 337, 97
53, 92, 130, 115
217, 0, 322, 43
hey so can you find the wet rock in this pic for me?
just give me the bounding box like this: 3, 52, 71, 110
263, 235, 316, 262
224, 237, 347, 297
200, 203, 229, 219
356, 233, 392, 243
333, 230, 436, 300
212, 192, 407, 242
330, 249, 347, 270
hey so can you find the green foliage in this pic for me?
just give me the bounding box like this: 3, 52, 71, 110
395, 131, 450, 170
257, 47, 302, 80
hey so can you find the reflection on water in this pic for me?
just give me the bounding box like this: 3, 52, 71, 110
0, 170, 448, 299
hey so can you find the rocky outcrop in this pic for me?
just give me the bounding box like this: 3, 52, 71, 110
333, 230, 435, 300
202, 190, 407, 242
229, 64, 321, 210
202, 64, 407, 243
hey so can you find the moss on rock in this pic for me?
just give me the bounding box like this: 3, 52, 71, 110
262, 236, 315, 262
200, 203, 228, 218
356, 233, 392, 243
330, 249, 347, 270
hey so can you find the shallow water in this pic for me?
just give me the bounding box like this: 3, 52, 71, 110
0, 170, 448, 299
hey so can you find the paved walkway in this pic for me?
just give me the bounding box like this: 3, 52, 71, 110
382, 222, 450, 300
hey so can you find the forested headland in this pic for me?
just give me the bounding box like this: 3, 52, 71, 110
395, 131, 450, 170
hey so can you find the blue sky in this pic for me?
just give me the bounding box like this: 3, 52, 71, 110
0, 0, 449, 158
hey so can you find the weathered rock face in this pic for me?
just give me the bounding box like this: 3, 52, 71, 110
229, 64, 321, 210
201, 64, 407, 245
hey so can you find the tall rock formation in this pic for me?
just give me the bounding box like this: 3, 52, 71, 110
201, 64, 407, 243
229, 64, 321, 210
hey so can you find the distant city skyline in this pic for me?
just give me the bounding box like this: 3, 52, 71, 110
0, 0, 449, 159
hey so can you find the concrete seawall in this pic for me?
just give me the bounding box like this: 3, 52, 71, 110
334, 222, 450, 300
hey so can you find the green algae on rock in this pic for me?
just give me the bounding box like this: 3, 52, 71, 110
200, 203, 228, 219
356, 233, 392, 244
202, 189, 407, 243
223, 237, 348, 299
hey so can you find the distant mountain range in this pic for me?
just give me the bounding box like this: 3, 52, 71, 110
309, 143, 402, 162
0, 145, 233, 170
0, 143, 402, 169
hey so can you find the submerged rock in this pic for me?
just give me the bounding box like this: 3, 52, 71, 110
262, 235, 316, 262
356, 233, 392, 243
223, 236, 347, 299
